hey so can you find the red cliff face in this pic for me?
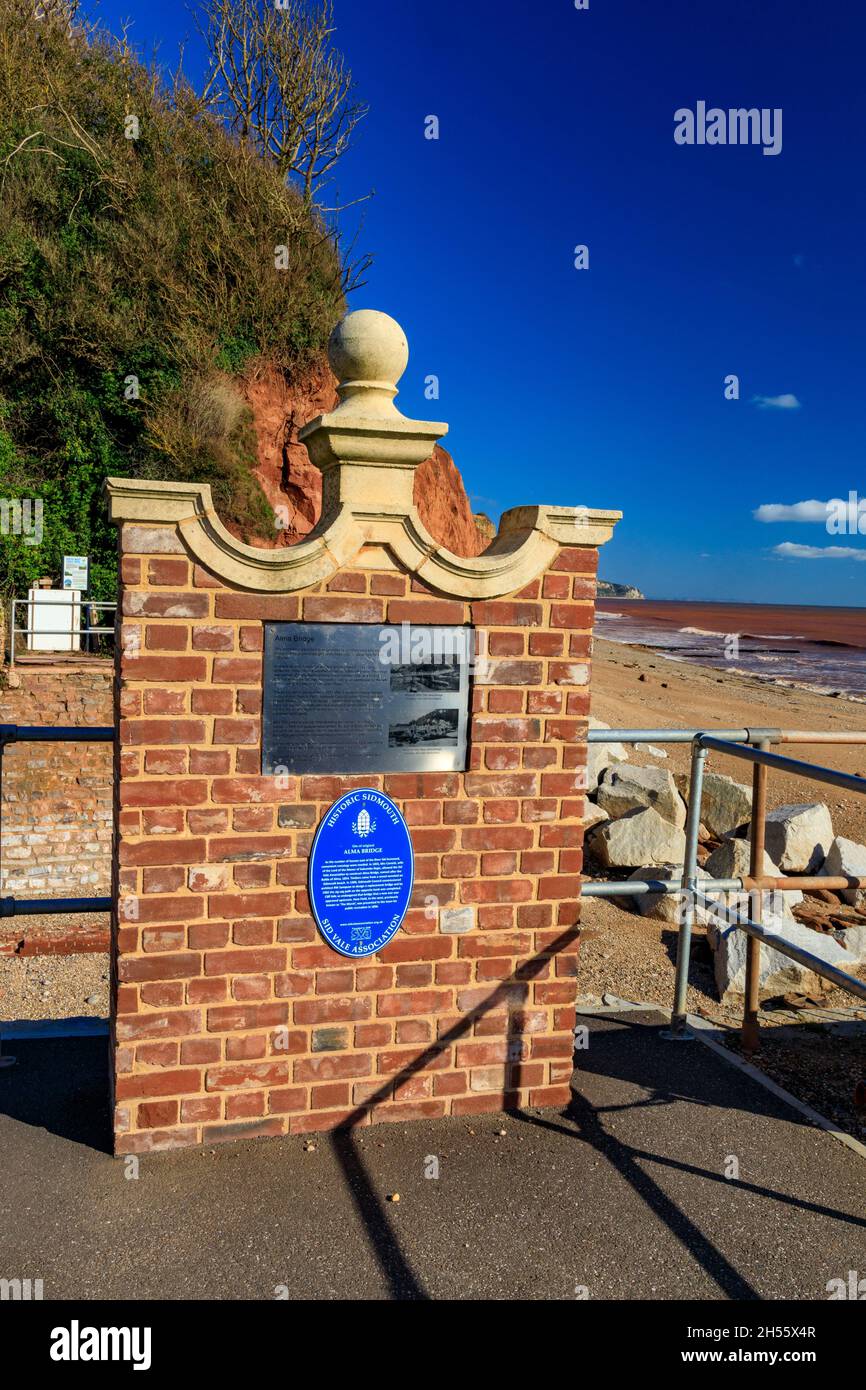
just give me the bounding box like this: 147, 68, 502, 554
239, 363, 489, 559
416, 443, 490, 559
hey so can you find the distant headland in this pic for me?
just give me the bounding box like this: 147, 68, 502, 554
597, 580, 645, 599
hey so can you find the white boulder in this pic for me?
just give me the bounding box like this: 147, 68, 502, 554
585, 718, 628, 793
821, 835, 866, 906
627, 864, 719, 925
835, 923, 866, 964
597, 764, 686, 828
704, 838, 802, 918
589, 806, 687, 869
764, 803, 834, 874
698, 773, 752, 838
705, 837, 774, 880
581, 802, 610, 833
708, 916, 852, 1005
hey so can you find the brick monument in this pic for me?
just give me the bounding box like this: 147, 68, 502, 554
105, 309, 619, 1152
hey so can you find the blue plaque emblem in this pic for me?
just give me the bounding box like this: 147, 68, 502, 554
309, 789, 414, 957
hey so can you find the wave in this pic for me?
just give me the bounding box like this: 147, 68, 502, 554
739, 631, 859, 649
808, 638, 861, 650
595, 609, 866, 698
675, 625, 861, 652
740, 632, 808, 643
725, 668, 861, 699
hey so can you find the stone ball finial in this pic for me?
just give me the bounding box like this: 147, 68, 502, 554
328, 309, 409, 414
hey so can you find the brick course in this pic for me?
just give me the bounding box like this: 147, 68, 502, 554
0, 668, 113, 899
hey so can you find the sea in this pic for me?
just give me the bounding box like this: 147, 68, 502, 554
594, 600, 866, 701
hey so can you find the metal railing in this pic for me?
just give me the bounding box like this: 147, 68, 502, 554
582, 726, 866, 1052
9, 595, 116, 664
0, 723, 114, 918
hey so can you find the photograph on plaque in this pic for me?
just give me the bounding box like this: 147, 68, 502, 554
389, 659, 460, 694
388, 707, 459, 749
262, 622, 472, 775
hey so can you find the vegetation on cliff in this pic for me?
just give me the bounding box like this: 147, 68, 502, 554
0, 1, 356, 600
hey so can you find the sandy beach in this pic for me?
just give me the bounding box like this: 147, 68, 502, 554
589, 636, 866, 844
581, 637, 866, 1138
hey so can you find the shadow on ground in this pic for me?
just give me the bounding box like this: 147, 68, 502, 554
0, 1034, 112, 1152
1, 1010, 865, 1300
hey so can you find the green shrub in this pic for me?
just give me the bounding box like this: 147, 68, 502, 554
0, 2, 345, 602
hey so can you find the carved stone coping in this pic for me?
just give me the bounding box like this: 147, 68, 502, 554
104, 477, 621, 600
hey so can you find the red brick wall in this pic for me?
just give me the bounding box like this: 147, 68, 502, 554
112, 529, 599, 1152
0, 668, 113, 899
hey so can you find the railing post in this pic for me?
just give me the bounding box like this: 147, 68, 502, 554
743, 738, 770, 1055
665, 737, 708, 1039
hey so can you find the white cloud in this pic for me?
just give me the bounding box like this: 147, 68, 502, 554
752, 393, 801, 410
754, 499, 834, 523
773, 542, 866, 561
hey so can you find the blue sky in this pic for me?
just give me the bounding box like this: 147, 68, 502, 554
92, 0, 866, 604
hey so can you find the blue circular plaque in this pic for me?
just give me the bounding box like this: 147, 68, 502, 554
309, 789, 414, 958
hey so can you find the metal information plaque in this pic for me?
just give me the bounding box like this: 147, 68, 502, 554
309, 789, 414, 957
262, 622, 472, 775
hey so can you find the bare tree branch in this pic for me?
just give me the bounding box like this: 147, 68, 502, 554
194, 0, 369, 213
